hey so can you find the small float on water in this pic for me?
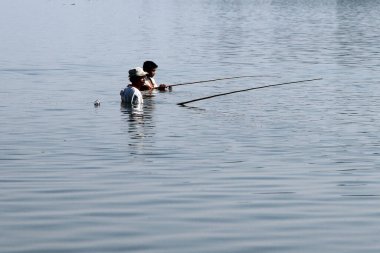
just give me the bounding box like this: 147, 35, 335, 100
94, 99, 101, 107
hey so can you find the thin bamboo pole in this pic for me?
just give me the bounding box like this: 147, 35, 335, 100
177, 78, 322, 106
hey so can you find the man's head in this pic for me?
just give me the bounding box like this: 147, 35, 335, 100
143, 61, 158, 78
129, 67, 147, 86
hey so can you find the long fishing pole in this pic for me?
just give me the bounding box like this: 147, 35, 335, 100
154, 75, 265, 89
177, 78, 322, 106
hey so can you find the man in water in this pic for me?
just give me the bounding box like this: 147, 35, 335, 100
141, 61, 168, 91
120, 67, 146, 105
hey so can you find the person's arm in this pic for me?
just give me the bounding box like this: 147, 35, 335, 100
140, 78, 155, 91
131, 94, 140, 105
158, 84, 166, 91
140, 83, 153, 91
158, 84, 169, 91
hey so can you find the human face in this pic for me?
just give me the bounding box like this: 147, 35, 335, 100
131, 75, 146, 89
147, 68, 156, 78
138, 76, 146, 86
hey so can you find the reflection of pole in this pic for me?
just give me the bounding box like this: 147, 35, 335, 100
177, 78, 322, 106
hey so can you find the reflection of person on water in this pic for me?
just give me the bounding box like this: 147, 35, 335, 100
141, 61, 168, 91
120, 87, 156, 144
120, 67, 146, 105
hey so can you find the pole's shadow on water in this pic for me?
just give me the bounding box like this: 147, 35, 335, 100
177, 104, 206, 111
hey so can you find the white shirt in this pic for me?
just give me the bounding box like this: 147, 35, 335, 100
121, 86, 143, 105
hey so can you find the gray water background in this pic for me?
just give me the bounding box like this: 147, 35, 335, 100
1, 0, 380, 252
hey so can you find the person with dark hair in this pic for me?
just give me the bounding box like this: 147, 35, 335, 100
120, 67, 147, 105
142, 61, 167, 91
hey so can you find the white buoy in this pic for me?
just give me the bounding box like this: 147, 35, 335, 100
94, 99, 101, 106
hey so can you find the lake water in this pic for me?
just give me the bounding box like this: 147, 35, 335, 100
1, 0, 380, 252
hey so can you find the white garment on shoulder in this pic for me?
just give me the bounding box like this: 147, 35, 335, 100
145, 77, 158, 88
121, 86, 143, 105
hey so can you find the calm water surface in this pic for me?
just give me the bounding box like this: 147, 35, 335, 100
1, 0, 380, 252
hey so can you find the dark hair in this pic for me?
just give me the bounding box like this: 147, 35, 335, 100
129, 75, 142, 83
143, 61, 158, 71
